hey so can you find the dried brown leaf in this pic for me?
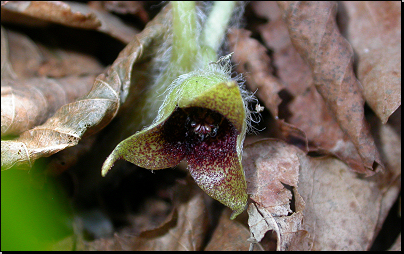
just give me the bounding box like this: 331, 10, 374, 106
1, 27, 101, 137
278, 1, 383, 175
2, 28, 42, 79
296, 115, 400, 250
1, 75, 96, 137
367, 115, 401, 233
5, 28, 103, 78
78, 2, 139, 44
36, 48, 104, 78
100, 1, 149, 23
256, 6, 313, 97
298, 155, 399, 250
287, 86, 367, 172
1, 7, 170, 170
243, 139, 311, 251
228, 28, 283, 118
248, 202, 311, 251
2, 1, 101, 29
1, 26, 15, 80
250, 1, 282, 21
299, 156, 377, 250
341, 1, 401, 124
1, 1, 138, 44
244, 122, 400, 250
243, 139, 299, 216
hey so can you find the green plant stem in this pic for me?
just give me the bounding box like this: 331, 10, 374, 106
171, 1, 198, 73
202, 1, 237, 53
133, 1, 239, 130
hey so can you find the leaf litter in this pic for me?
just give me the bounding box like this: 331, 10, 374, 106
78, 177, 209, 251
278, 1, 384, 175
1, 1, 400, 251
1, 27, 102, 137
1, 6, 170, 170
1, 1, 138, 44
340, 1, 401, 124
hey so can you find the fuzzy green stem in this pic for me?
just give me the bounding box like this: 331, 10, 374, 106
202, 1, 237, 53
171, 1, 198, 73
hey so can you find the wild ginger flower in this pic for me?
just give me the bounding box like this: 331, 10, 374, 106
102, 56, 251, 219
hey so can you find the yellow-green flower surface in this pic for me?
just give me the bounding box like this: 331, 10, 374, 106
102, 1, 249, 219
102, 63, 248, 219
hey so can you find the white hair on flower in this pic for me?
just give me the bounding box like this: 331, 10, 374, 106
142, 2, 259, 132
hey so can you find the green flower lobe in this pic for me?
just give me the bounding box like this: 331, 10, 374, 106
102, 70, 248, 219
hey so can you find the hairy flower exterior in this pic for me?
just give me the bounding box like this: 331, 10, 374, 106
102, 60, 249, 219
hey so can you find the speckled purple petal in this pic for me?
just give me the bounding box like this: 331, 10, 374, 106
186, 119, 247, 219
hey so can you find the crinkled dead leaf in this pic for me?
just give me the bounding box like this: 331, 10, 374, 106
246, 2, 384, 174
1, 75, 96, 137
244, 125, 400, 250
228, 28, 283, 119
278, 1, 383, 175
341, 1, 401, 124
1, 1, 137, 44
243, 139, 299, 216
248, 202, 311, 251
243, 139, 311, 251
1, 27, 104, 137
1, 7, 170, 170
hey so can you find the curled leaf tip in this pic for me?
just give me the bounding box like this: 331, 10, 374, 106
101, 149, 121, 177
